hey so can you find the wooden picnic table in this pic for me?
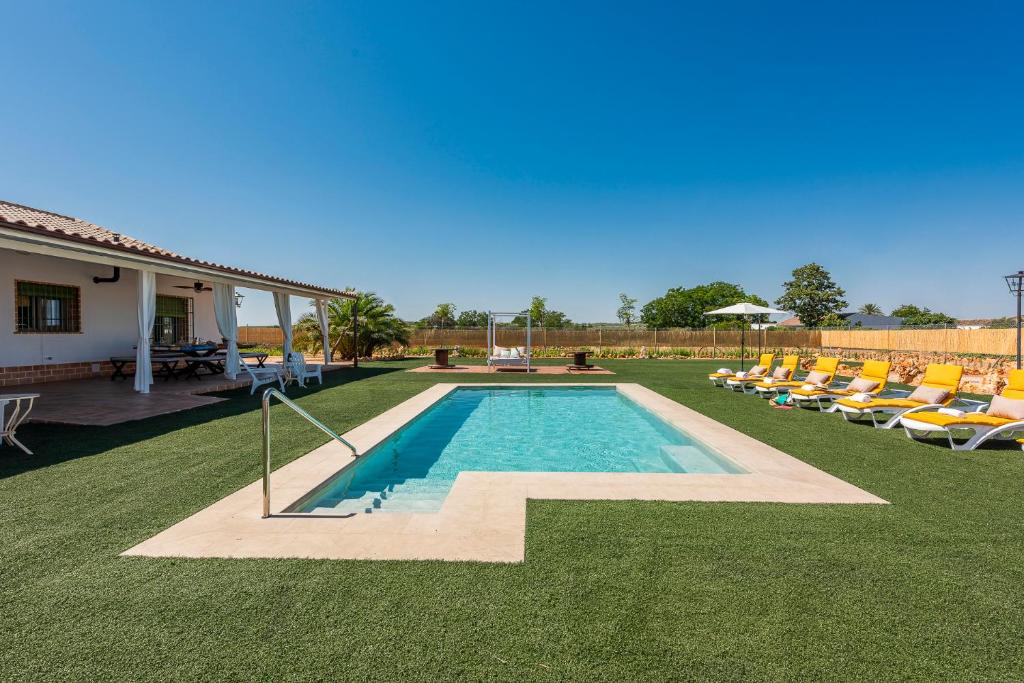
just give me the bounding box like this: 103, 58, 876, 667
110, 355, 190, 381
239, 351, 269, 368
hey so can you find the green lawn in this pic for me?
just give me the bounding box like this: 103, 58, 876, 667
2, 360, 1023, 681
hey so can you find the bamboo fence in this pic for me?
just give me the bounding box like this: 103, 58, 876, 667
238, 325, 1019, 357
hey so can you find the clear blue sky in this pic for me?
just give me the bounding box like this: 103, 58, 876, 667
2, 1, 1022, 324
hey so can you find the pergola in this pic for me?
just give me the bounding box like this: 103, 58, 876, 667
0, 203, 356, 393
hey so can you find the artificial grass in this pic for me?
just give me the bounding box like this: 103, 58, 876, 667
2, 359, 1023, 681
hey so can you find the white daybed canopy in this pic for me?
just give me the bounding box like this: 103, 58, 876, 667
486, 311, 532, 372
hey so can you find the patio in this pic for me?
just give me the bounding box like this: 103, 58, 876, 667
10, 363, 351, 426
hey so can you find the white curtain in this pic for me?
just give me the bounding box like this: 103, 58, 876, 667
273, 292, 293, 364
134, 270, 156, 393
315, 299, 332, 364
213, 283, 240, 379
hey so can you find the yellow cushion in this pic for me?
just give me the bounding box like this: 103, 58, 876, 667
860, 360, 892, 391
781, 355, 800, 372
754, 379, 803, 389
919, 363, 963, 395
708, 372, 731, 378
1003, 369, 1024, 400
791, 387, 855, 398
836, 398, 931, 410
903, 412, 1018, 428
813, 357, 840, 375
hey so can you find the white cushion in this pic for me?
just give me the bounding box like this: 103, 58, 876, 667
848, 378, 880, 393
805, 371, 830, 385
908, 385, 950, 405
735, 371, 748, 379
987, 395, 1024, 420
849, 392, 873, 403
938, 407, 966, 417
508, 347, 520, 359
718, 368, 732, 374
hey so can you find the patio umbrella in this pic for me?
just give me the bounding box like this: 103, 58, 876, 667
705, 303, 787, 370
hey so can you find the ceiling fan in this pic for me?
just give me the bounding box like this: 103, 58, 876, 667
172, 281, 212, 293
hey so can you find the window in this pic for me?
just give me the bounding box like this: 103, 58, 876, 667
15, 281, 81, 333
153, 295, 193, 345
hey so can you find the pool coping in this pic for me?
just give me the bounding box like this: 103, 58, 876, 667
123, 383, 888, 563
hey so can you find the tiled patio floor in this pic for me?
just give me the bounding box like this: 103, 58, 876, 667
11, 364, 350, 426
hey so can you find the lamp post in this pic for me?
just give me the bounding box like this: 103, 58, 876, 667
1006, 270, 1024, 369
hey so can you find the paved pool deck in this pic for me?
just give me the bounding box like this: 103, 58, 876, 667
124, 383, 887, 563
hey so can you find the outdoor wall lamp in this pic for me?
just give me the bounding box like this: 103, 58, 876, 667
1005, 270, 1023, 369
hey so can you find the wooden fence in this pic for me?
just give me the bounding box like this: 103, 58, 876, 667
238, 326, 288, 346
239, 325, 1019, 357
409, 327, 822, 351
820, 328, 1019, 356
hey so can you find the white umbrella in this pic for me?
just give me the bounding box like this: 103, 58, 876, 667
705, 303, 787, 370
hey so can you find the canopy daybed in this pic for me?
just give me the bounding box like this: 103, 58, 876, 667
486, 311, 532, 372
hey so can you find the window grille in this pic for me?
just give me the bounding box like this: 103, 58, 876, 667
15, 281, 81, 333
153, 295, 194, 344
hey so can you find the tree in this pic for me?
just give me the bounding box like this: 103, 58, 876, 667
616, 293, 637, 327
424, 302, 456, 329
858, 303, 883, 316
820, 312, 849, 328
293, 291, 409, 360
509, 296, 573, 328
775, 263, 847, 328
640, 282, 767, 329
890, 304, 957, 327
455, 309, 489, 327
529, 296, 547, 324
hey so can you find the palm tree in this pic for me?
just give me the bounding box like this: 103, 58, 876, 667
858, 303, 884, 316
294, 291, 410, 360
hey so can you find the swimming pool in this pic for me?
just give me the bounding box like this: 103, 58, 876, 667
291, 386, 742, 515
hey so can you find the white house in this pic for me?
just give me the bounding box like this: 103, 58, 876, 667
0, 199, 353, 391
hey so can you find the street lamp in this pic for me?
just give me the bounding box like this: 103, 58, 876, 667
1005, 270, 1024, 369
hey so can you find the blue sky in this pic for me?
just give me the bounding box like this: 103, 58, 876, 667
2, 1, 1022, 324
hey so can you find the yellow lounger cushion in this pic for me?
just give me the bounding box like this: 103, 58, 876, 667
1002, 369, 1024, 400
755, 379, 807, 390
791, 386, 856, 398
903, 412, 1021, 429
835, 397, 944, 410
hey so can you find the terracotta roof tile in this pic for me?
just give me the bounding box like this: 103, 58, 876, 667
0, 199, 353, 298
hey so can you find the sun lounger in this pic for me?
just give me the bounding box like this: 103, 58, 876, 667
787, 359, 893, 410
727, 355, 800, 393
751, 357, 840, 399
709, 353, 775, 387
899, 369, 1024, 450
833, 363, 964, 429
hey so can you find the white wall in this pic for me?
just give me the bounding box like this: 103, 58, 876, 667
0, 248, 219, 367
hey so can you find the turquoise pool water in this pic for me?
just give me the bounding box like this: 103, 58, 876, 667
295, 387, 741, 515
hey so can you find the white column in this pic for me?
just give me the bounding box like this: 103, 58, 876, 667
134, 270, 156, 393
273, 292, 293, 364
213, 283, 240, 379
315, 299, 332, 364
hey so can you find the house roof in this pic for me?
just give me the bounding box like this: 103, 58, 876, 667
841, 313, 904, 328
0, 199, 355, 299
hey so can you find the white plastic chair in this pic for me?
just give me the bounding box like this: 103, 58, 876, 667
287, 352, 323, 387
238, 358, 286, 395
1, 393, 39, 455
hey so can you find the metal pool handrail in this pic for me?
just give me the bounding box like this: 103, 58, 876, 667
261, 387, 358, 518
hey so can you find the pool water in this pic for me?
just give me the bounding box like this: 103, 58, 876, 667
295, 387, 741, 515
